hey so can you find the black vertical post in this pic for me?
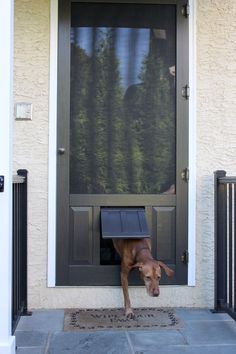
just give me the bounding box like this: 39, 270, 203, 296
234, 184, 236, 313
214, 170, 226, 311
12, 169, 31, 333
17, 169, 29, 316
214, 171, 236, 320
12, 181, 16, 327
228, 183, 232, 309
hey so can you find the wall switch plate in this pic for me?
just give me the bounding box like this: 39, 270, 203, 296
15, 102, 32, 120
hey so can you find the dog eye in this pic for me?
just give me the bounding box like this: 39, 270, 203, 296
145, 276, 151, 280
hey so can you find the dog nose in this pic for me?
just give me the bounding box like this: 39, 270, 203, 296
153, 290, 159, 297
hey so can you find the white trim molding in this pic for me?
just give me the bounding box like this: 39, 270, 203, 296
48, 0, 58, 287
48, 0, 197, 287
0, 0, 16, 352
188, 0, 197, 286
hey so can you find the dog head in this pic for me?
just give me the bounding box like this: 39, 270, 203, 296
132, 260, 174, 297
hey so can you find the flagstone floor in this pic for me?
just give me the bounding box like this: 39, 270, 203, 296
15, 308, 236, 354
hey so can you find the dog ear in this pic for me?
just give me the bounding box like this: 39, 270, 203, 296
158, 261, 174, 277
131, 262, 143, 271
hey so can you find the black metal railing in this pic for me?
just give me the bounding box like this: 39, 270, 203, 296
214, 170, 236, 320
12, 169, 29, 333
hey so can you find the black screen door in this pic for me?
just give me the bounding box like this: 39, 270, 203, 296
56, 0, 189, 286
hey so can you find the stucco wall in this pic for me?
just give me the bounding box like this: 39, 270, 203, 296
14, 0, 50, 308
195, 0, 236, 306
13, 0, 236, 309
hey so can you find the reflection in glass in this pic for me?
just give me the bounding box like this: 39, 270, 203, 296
70, 21, 176, 194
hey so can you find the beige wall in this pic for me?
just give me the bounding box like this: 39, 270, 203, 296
14, 0, 50, 308
13, 0, 236, 309
195, 0, 236, 305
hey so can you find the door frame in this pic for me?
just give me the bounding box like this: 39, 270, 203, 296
47, 0, 196, 287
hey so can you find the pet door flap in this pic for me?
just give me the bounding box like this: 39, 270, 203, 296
101, 208, 150, 239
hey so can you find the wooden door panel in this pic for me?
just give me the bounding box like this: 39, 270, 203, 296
69, 207, 93, 264
152, 206, 176, 264
67, 204, 178, 285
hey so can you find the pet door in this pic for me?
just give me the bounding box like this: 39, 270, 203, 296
101, 208, 150, 239
100, 208, 150, 265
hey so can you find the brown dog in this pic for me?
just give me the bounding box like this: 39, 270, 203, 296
113, 238, 174, 318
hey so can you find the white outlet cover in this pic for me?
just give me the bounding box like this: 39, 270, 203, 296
15, 102, 32, 120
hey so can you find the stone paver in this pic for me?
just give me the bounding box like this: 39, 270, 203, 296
16, 310, 64, 332
16, 348, 44, 354
175, 308, 232, 321
15, 308, 236, 354
132, 345, 236, 354
181, 321, 236, 344
15, 331, 48, 348
128, 329, 187, 350
47, 331, 131, 354
180, 320, 236, 345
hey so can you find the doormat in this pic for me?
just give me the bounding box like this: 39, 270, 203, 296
64, 308, 183, 332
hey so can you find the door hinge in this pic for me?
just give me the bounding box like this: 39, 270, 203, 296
181, 250, 189, 264
181, 167, 189, 182
182, 3, 190, 18
182, 84, 190, 99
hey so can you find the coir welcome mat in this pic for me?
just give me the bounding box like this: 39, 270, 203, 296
64, 308, 183, 332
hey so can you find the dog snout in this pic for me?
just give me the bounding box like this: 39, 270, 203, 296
152, 289, 160, 297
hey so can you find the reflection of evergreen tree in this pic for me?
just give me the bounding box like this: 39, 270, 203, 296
122, 36, 175, 193
122, 29, 143, 194
70, 28, 175, 194
86, 28, 109, 193
123, 84, 144, 193
70, 28, 126, 193
101, 29, 126, 193
70, 45, 90, 193
137, 33, 175, 193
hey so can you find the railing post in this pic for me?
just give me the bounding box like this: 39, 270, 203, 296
12, 169, 31, 333
16, 170, 30, 317
234, 184, 236, 314
214, 170, 226, 312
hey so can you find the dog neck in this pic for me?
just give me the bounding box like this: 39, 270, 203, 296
135, 246, 153, 263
